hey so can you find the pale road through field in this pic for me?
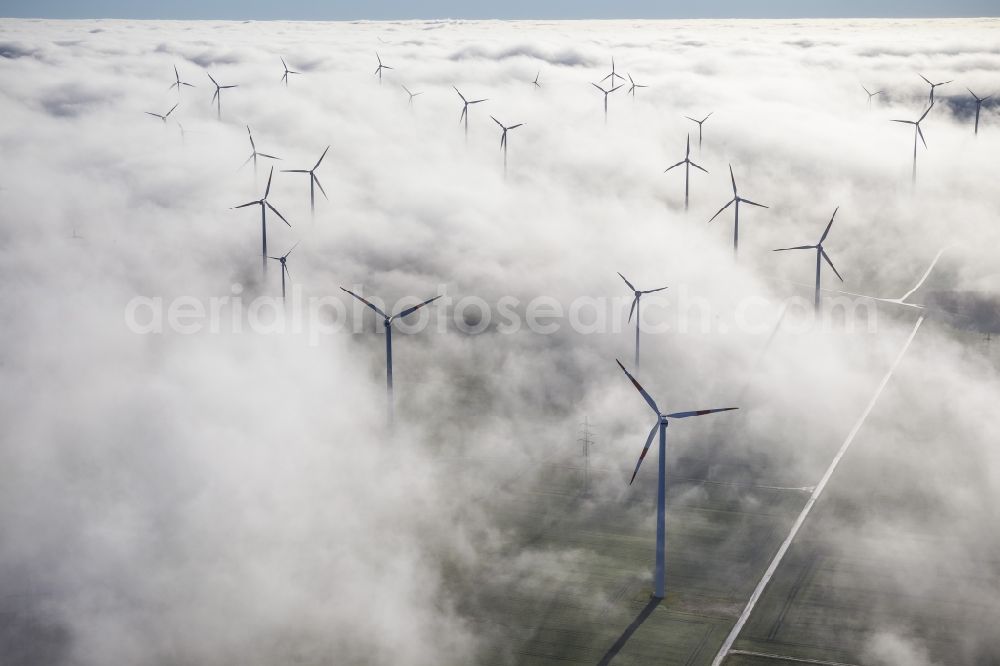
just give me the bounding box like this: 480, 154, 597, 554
710, 313, 926, 665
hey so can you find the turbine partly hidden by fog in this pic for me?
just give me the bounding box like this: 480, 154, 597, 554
0, 16, 998, 666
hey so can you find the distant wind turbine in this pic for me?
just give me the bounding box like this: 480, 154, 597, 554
862, 85, 883, 109
919, 73, 952, 104
490, 116, 524, 178
401, 84, 422, 107
268, 242, 298, 300
532, 71, 541, 88
615, 359, 737, 599
340, 287, 443, 425
233, 166, 291, 274
207, 72, 237, 120
241, 126, 280, 176
280, 57, 300, 87
281, 145, 330, 215
145, 103, 178, 124
890, 102, 933, 183
968, 88, 991, 135
618, 273, 668, 373
707, 165, 768, 259
601, 57, 626, 87
773, 207, 843, 313
374, 52, 393, 84
454, 86, 487, 139
684, 113, 712, 150
663, 134, 708, 211
591, 82, 622, 124
168, 65, 195, 98
626, 73, 648, 97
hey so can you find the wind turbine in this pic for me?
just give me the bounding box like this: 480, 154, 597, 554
401, 84, 422, 107
268, 242, 298, 300
374, 52, 392, 84
240, 126, 281, 176
890, 103, 933, 183
919, 73, 952, 104
454, 86, 487, 139
168, 65, 195, 99
145, 103, 178, 124
281, 145, 330, 215
707, 165, 768, 259
340, 287, 442, 425
627, 73, 648, 97
491, 116, 523, 178
532, 71, 541, 88
773, 207, 843, 313
280, 57, 300, 87
207, 72, 237, 120
968, 88, 991, 135
591, 82, 622, 124
862, 85, 883, 109
601, 57, 626, 87
618, 273, 668, 373
684, 113, 712, 150
615, 360, 737, 599
663, 134, 708, 211
233, 167, 291, 274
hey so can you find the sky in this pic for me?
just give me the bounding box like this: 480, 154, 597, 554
0, 14, 999, 666
2, 0, 999, 19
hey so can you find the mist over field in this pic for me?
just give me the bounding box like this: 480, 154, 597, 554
0, 17, 998, 666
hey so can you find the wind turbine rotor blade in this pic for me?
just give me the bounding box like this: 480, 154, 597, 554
821, 249, 844, 282
453, 86, 466, 102
207, 72, 218, 86
211, 88, 219, 103
264, 167, 274, 198
396, 295, 443, 319
628, 296, 637, 323
239, 154, 254, 170
729, 164, 737, 195
663, 160, 684, 173
266, 202, 291, 227
591, 82, 606, 93
642, 286, 668, 294
740, 198, 768, 209
221, 85, 238, 89
615, 360, 659, 415
773, 245, 816, 252
182, 82, 195, 88
629, 422, 659, 485
819, 207, 839, 243
313, 174, 328, 200
707, 199, 735, 223
490, 115, 502, 127
665, 407, 739, 419
246, 126, 256, 150
919, 73, 932, 85
470, 98, 486, 104
281, 169, 309, 173
918, 104, 934, 122
617, 272, 636, 291
609, 85, 623, 93
234, 201, 259, 209
257, 153, 281, 160
684, 115, 697, 122
917, 124, 927, 148
890, 119, 914, 125
283, 241, 300, 258
340, 287, 388, 318
283, 263, 290, 280
703, 112, 713, 121
509, 123, 523, 129
691, 161, 709, 174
